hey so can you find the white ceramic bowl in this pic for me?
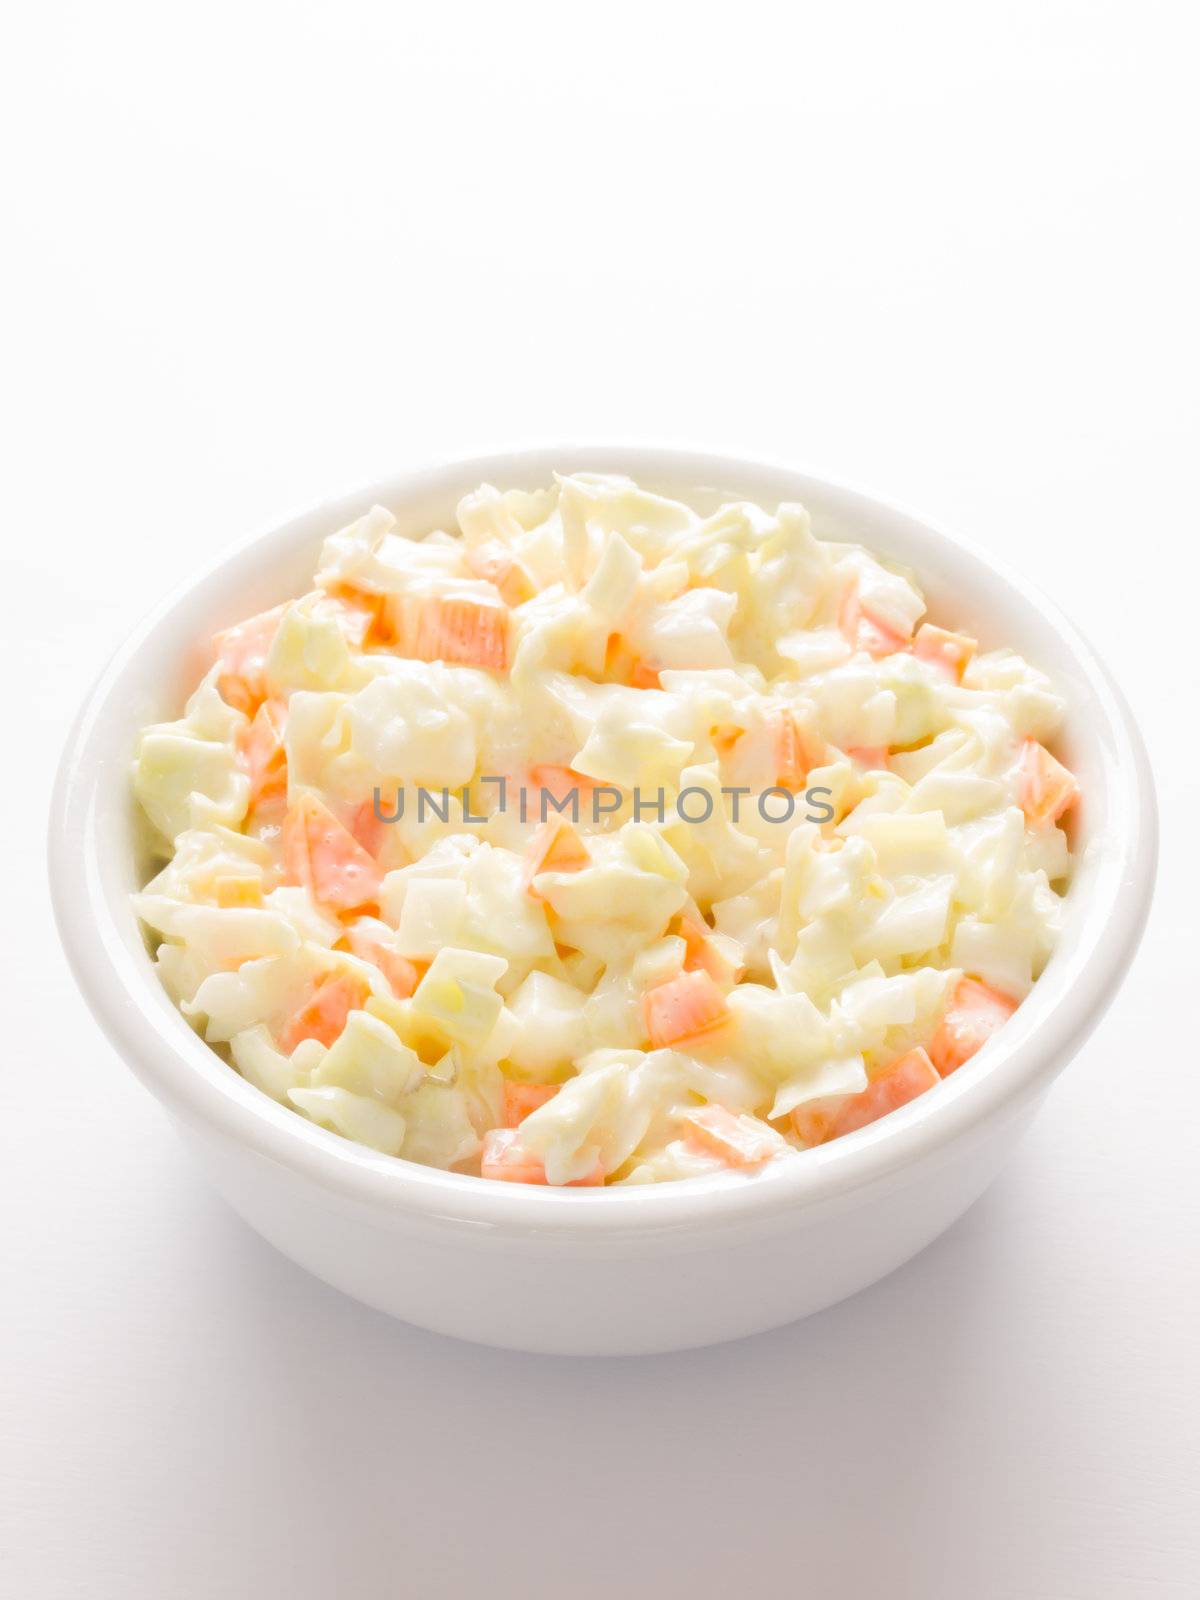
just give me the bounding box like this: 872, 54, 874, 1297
49, 448, 1157, 1355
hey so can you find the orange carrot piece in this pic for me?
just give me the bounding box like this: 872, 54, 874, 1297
1018, 739, 1079, 828
791, 1051, 942, 1147
279, 972, 370, 1054
502, 1082, 561, 1127
282, 794, 383, 912
629, 658, 661, 690
912, 623, 976, 682
773, 710, 828, 789
826, 1047, 940, 1139
344, 924, 419, 999
320, 589, 381, 647
480, 1127, 604, 1186
464, 543, 535, 606
523, 816, 589, 894
399, 595, 509, 671
928, 977, 1018, 1077
679, 1104, 784, 1169
602, 632, 661, 690
528, 764, 595, 809
846, 746, 889, 768
214, 604, 286, 713
236, 699, 288, 808
838, 580, 909, 658
644, 969, 730, 1048
790, 1098, 843, 1148
679, 915, 742, 988
347, 794, 399, 860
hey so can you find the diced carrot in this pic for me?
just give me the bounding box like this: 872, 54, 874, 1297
464, 542, 535, 606
791, 1051, 942, 1147
826, 1047, 940, 1139
928, 977, 1018, 1077
236, 699, 287, 808
279, 972, 371, 1053
679, 914, 742, 988
502, 1082, 561, 1127
773, 709, 828, 789
320, 589, 381, 648
604, 632, 632, 680
398, 594, 509, 672
528, 764, 596, 811
217, 678, 257, 717
644, 969, 730, 1048
282, 794, 383, 912
480, 1127, 604, 1186
912, 623, 976, 682
347, 794, 398, 859
679, 1104, 784, 1169
858, 613, 909, 657
790, 1098, 843, 1148
523, 816, 589, 895
846, 746, 889, 769
1018, 739, 1079, 828
214, 873, 263, 908
838, 580, 909, 658
344, 923, 420, 1000
603, 633, 660, 689
214, 604, 286, 714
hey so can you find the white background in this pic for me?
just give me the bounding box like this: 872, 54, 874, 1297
3, 3, 1197, 1596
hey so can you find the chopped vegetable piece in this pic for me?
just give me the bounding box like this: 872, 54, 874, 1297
528, 764, 596, 812
236, 699, 287, 808
711, 724, 743, 757
282, 794, 383, 911
214, 873, 263, 908
348, 795, 396, 859
774, 710, 828, 789
214, 604, 286, 714
502, 1081, 561, 1127
1018, 739, 1079, 828
790, 1098, 842, 1148
928, 977, 1018, 1077
846, 746, 889, 768
679, 914, 742, 988
523, 816, 589, 894
912, 623, 976, 682
320, 589, 380, 647
279, 972, 371, 1053
464, 543, 535, 606
398, 595, 509, 671
827, 1047, 940, 1138
837, 580, 909, 658
644, 969, 729, 1048
480, 1127, 603, 1185
679, 1104, 787, 1169
629, 658, 661, 690
345, 924, 420, 999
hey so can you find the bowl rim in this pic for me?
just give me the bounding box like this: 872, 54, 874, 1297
48, 444, 1158, 1238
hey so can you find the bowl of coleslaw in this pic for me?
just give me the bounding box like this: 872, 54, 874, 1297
49, 447, 1156, 1354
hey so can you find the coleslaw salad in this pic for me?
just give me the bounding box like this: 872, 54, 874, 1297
131, 473, 1079, 1187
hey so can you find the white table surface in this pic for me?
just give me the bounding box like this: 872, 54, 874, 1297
4, 4, 1197, 1595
